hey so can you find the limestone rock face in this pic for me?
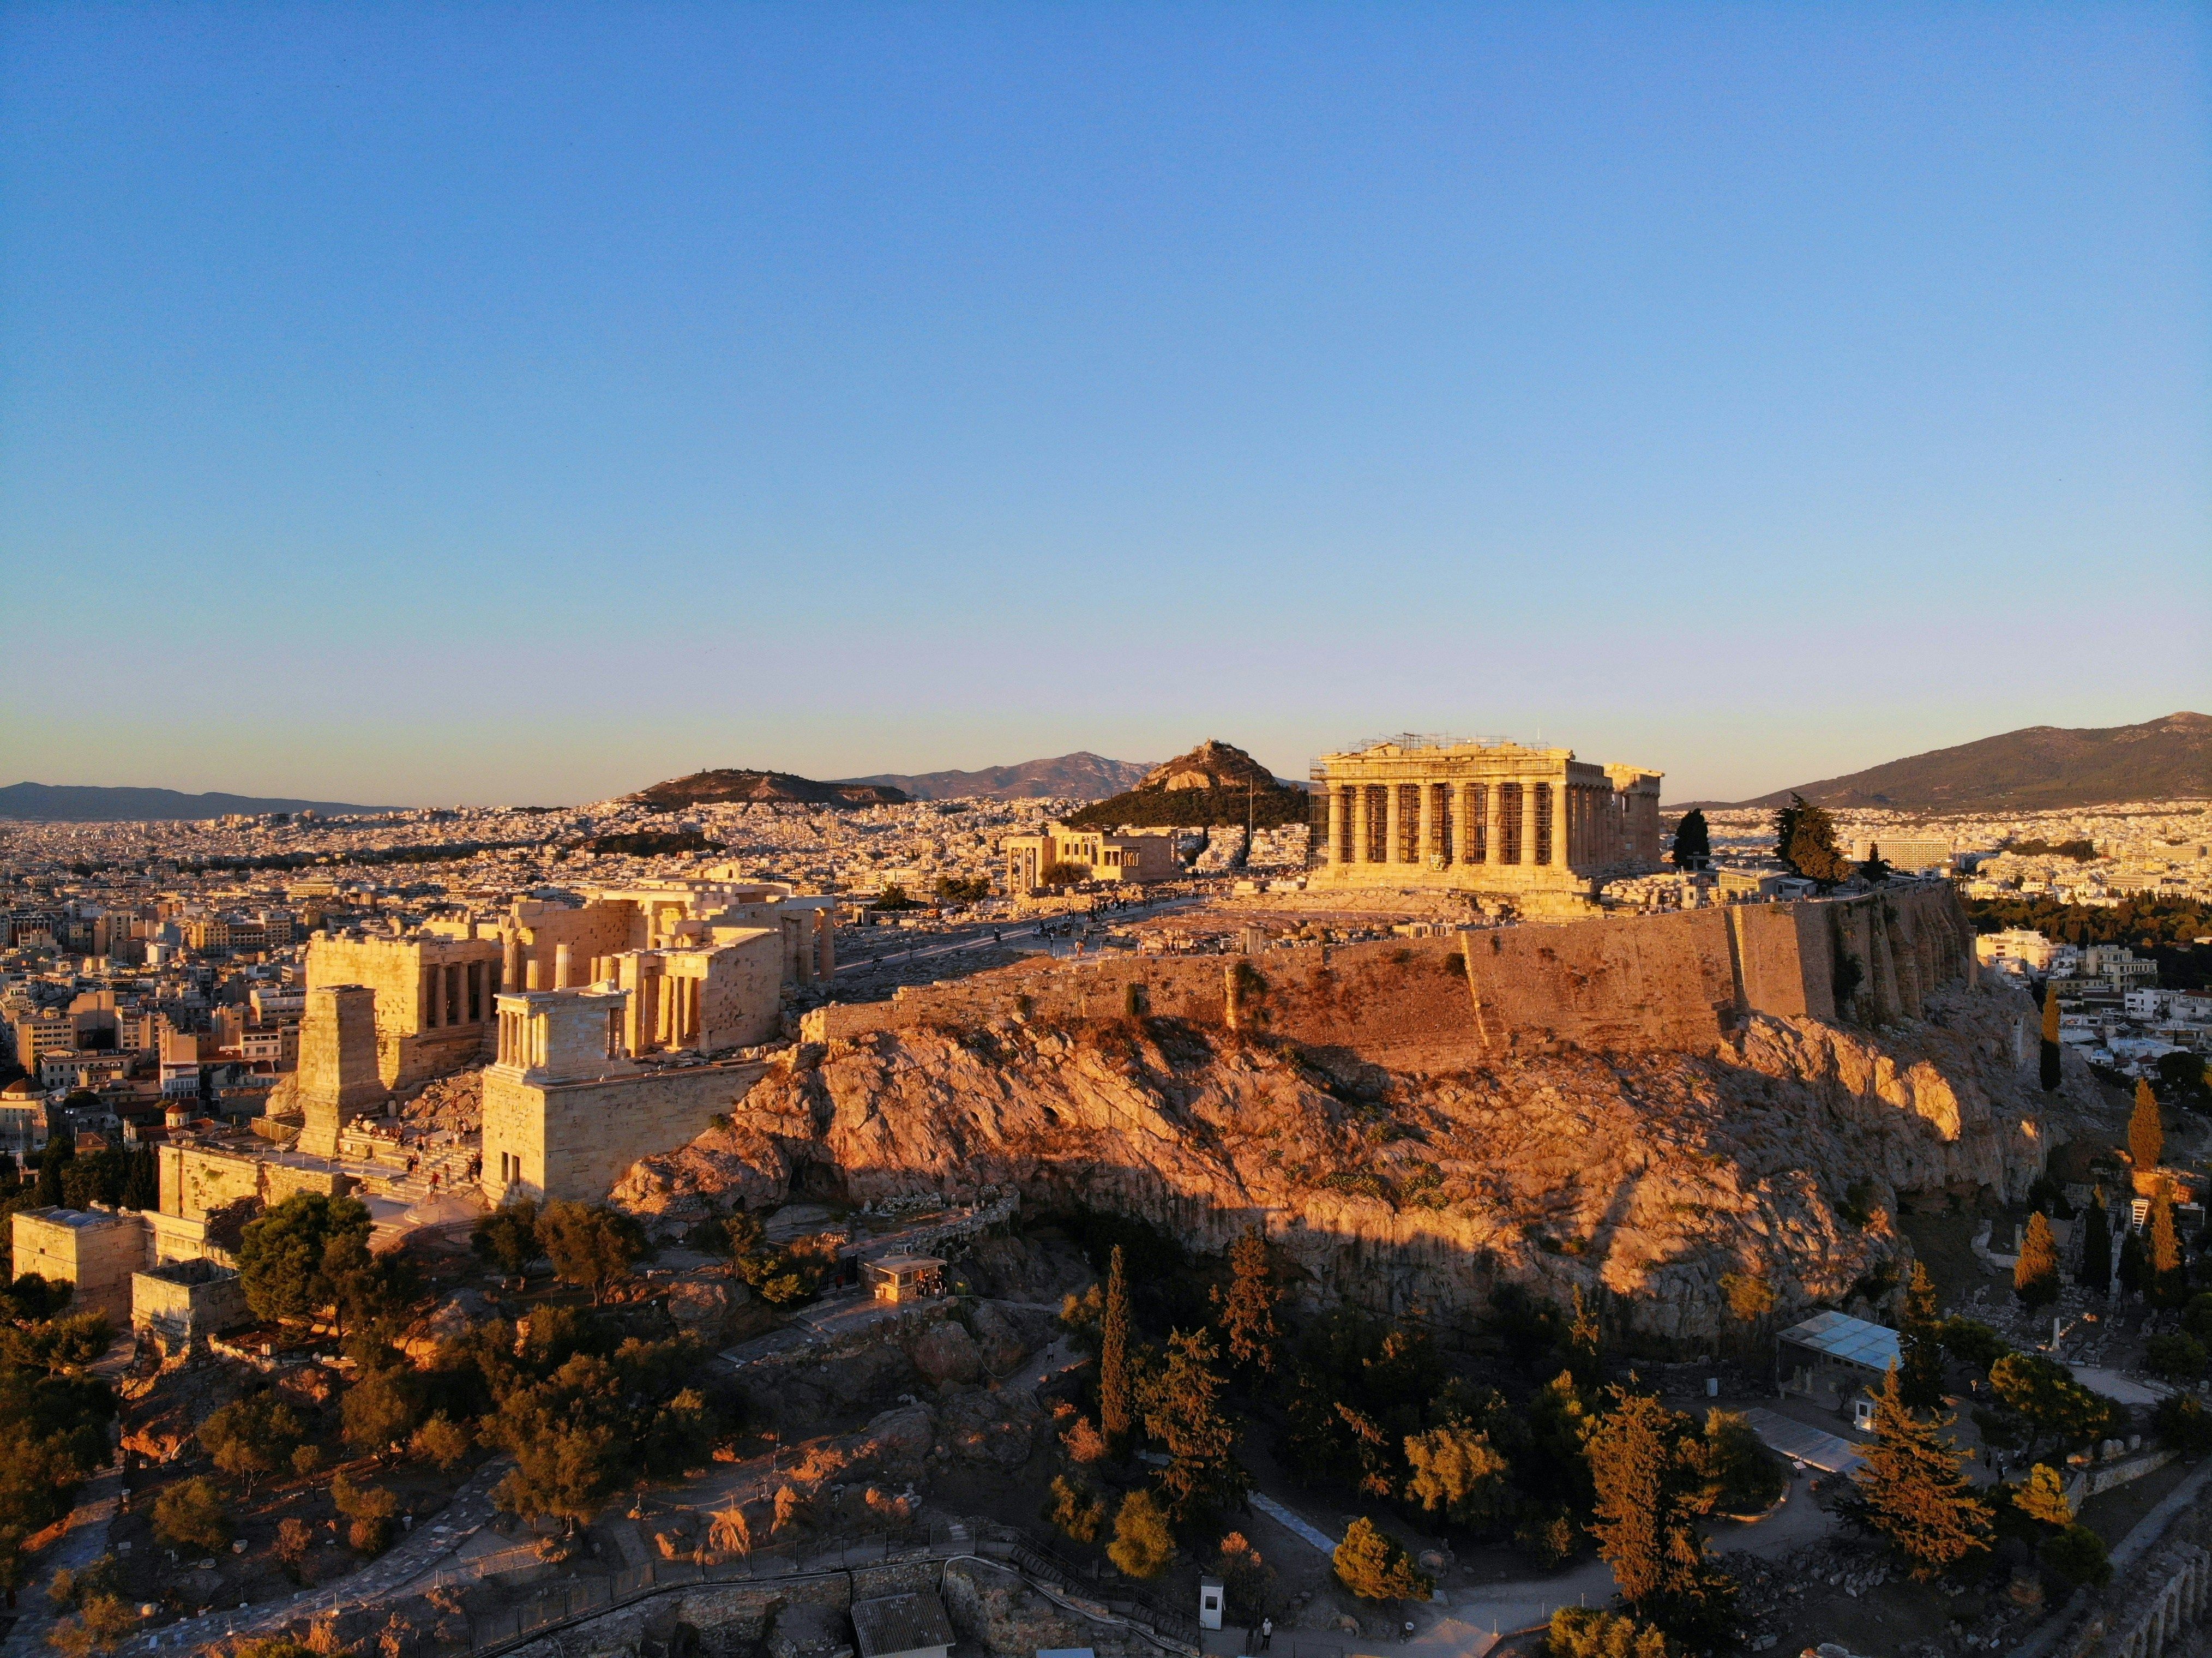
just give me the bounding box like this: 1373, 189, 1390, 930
665, 1275, 741, 1335
940, 1384, 1045, 1469
693, 981, 2102, 1348
908, 1319, 983, 1389
401, 1285, 492, 1363
610, 1117, 789, 1220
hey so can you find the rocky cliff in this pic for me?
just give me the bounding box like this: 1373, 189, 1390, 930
622, 975, 2108, 1349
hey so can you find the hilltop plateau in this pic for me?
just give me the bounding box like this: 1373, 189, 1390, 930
1738, 710, 2210, 812
1061, 738, 1309, 830
630, 768, 909, 810
619, 889, 2109, 1348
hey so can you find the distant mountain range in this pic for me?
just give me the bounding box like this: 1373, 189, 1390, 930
1734, 712, 2211, 812
631, 770, 909, 810
835, 752, 1154, 802
0, 782, 396, 822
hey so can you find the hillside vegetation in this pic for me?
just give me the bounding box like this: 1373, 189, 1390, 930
1744, 711, 2210, 812
1063, 740, 1309, 830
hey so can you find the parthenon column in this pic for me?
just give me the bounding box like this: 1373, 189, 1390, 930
1327, 787, 1347, 866
1553, 782, 1572, 870
554, 942, 573, 989
1350, 785, 1371, 863
1416, 783, 1436, 867
1488, 783, 1510, 865
1384, 784, 1403, 864
1455, 782, 1479, 863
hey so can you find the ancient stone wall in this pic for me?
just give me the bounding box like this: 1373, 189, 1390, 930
158, 1142, 353, 1221
698, 929, 784, 1050
130, 1260, 247, 1359
802, 885, 1975, 1065
484, 1059, 770, 1204
306, 934, 501, 1090
10, 1208, 145, 1324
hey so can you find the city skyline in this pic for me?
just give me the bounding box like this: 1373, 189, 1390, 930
3, 4, 2206, 804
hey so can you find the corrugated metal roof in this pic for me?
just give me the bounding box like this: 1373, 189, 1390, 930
1780, 1309, 1900, 1373
851, 1593, 954, 1658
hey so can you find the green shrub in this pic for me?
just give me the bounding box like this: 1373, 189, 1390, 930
2145, 1333, 2208, 1383
152, 1477, 231, 1554
2041, 1524, 2112, 1588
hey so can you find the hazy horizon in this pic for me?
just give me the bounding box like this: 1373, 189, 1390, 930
4, 5, 2206, 805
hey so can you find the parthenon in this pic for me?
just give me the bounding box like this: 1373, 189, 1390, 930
1309, 736, 1662, 910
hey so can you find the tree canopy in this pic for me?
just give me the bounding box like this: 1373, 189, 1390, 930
237, 1192, 374, 1325
1849, 1366, 1991, 1579
1774, 794, 1853, 886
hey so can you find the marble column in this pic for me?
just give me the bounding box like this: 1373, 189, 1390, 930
1456, 782, 1478, 863
1417, 783, 1436, 867
1350, 785, 1371, 863
1489, 783, 1510, 865
554, 942, 573, 989
1327, 786, 1347, 866
1554, 780, 1572, 870
1384, 784, 1403, 864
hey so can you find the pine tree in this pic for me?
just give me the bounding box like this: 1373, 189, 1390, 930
1145, 1327, 1247, 1519
1850, 1366, 1993, 1579
2131, 1078, 2164, 1173
1211, 1226, 1280, 1374
2040, 988, 2063, 1092
2149, 1188, 2187, 1307
1332, 1517, 1434, 1602
1670, 809, 1710, 871
1099, 1244, 1132, 1450
1774, 794, 1852, 886
1897, 1261, 1947, 1410
1859, 845, 1893, 885
1585, 1390, 1736, 1642
2078, 1188, 2112, 1295
2015, 1212, 2061, 1310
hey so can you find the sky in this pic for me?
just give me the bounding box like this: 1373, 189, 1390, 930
2, 3, 2207, 807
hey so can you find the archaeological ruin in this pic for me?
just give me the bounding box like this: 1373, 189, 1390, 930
1308, 736, 1663, 910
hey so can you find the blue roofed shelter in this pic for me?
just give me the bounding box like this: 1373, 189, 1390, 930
1778, 1310, 1902, 1420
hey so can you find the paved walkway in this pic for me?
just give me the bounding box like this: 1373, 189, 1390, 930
0, 1465, 124, 1658
118, 1461, 507, 1655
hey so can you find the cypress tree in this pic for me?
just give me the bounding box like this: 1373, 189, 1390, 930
122, 1145, 158, 1211
1099, 1244, 1132, 1449
1897, 1261, 1946, 1410
2015, 1212, 2061, 1310
2149, 1189, 2186, 1307
2130, 1078, 2163, 1173
1670, 809, 1710, 870
2078, 1188, 2112, 1295
1850, 1365, 1993, 1579
2039, 988, 2063, 1092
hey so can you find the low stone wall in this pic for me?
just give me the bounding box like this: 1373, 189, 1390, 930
802, 885, 1975, 1063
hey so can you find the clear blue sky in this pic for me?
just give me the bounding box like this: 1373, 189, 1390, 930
3, 3, 2206, 806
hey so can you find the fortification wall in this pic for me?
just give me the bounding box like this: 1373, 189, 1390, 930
801, 884, 1975, 1063
484, 1060, 770, 1205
